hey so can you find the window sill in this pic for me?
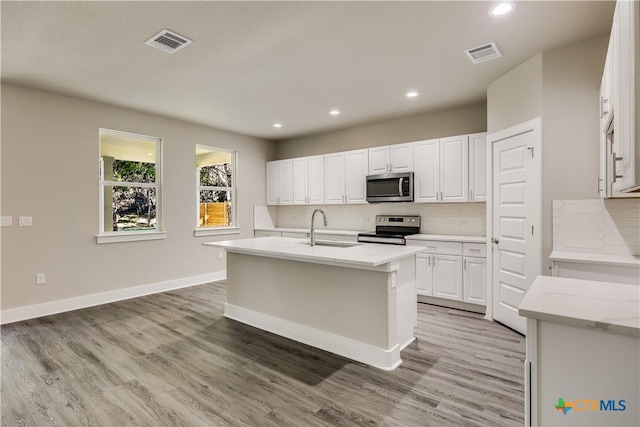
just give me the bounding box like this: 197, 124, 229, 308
194, 227, 240, 237
96, 231, 167, 244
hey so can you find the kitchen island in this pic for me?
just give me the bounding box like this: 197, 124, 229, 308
203, 237, 423, 370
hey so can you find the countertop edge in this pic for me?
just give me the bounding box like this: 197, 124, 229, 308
549, 250, 640, 267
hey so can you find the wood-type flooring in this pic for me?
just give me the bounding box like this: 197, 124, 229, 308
1, 281, 525, 426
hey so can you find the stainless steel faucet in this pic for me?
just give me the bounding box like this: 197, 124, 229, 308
310, 208, 328, 246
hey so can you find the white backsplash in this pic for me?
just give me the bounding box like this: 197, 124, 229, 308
276, 203, 486, 236
553, 199, 640, 256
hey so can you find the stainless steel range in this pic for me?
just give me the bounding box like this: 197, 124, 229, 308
357, 215, 420, 245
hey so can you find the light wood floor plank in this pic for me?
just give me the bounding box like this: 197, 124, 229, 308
1, 281, 525, 426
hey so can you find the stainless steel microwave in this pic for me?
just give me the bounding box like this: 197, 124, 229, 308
366, 172, 414, 203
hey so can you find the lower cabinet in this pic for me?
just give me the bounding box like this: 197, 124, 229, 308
411, 240, 486, 307
463, 256, 486, 305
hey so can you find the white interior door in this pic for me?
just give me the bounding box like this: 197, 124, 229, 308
489, 119, 541, 335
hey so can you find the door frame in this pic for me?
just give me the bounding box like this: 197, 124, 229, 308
485, 117, 543, 324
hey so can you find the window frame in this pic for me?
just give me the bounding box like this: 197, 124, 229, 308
194, 144, 239, 237
97, 128, 165, 244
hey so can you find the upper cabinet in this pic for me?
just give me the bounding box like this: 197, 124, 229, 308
601, 0, 640, 197
325, 149, 368, 204
268, 132, 487, 206
266, 159, 293, 205
414, 136, 469, 203
293, 156, 324, 205
468, 133, 487, 202
368, 143, 414, 175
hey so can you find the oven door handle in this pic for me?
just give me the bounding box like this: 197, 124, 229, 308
398, 177, 404, 196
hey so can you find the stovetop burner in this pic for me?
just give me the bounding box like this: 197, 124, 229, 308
357, 215, 420, 245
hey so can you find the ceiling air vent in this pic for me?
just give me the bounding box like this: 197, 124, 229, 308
145, 29, 192, 54
465, 42, 502, 64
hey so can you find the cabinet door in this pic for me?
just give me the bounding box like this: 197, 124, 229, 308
463, 256, 486, 305
278, 159, 294, 205
390, 142, 414, 172
266, 161, 279, 205
468, 133, 487, 202
440, 135, 469, 202
324, 153, 345, 204
345, 149, 368, 204
432, 254, 463, 301
308, 155, 324, 205
413, 139, 440, 202
292, 157, 309, 205
416, 254, 433, 296
368, 146, 389, 175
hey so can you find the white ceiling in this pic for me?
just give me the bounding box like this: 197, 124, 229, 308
1, 1, 614, 140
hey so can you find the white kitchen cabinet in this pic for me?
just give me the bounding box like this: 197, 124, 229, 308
415, 254, 433, 296
413, 139, 440, 202
293, 156, 324, 205
468, 133, 487, 202
368, 143, 414, 175
324, 149, 368, 204
432, 254, 463, 300
266, 159, 293, 205
463, 256, 486, 305
440, 135, 469, 202
600, 0, 640, 197
414, 136, 469, 203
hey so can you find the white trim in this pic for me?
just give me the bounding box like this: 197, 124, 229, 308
224, 303, 403, 370
102, 181, 157, 188
96, 231, 167, 244
194, 227, 240, 237
0, 271, 225, 325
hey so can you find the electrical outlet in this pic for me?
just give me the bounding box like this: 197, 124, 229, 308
218, 251, 224, 260
19, 216, 33, 227
36, 273, 46, 285
0, 216, 12, 226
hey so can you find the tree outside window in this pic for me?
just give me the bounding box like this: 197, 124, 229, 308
197, 146, 236, 228
99, 129, 161, 233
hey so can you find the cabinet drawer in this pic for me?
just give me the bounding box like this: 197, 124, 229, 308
463, 243, 486, 258
409, 240, 462, 256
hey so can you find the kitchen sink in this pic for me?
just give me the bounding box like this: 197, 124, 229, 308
301, 240, 361, 248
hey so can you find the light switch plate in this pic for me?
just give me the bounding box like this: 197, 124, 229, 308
0, 216, 12, 226
19, 216, 33, 227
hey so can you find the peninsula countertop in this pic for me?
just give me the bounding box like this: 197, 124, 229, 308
204, 236, 423, 269
518, 275, 640, 337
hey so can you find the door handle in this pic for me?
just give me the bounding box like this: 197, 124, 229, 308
492, 238, 500, 244
398, 177, 403, 196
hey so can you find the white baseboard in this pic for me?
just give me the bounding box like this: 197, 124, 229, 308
224, 303, 403, 371
0, 271, 226, 325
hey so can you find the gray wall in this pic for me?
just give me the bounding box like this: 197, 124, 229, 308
487, 53, 542, 134
276, 102, 487, 159
487, 35, 608, 271
1, 84, 275, 310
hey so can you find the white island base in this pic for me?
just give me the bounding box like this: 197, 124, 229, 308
205, 237, 420, 370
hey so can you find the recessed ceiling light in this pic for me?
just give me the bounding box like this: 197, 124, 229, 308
147, 152, 153, 156
490, 2, 515, 17
406, 91, 419, 98
273, 123, 282, 128
329, 109, 340, 116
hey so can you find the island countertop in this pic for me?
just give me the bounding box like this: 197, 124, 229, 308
203, 237, 423, 269
518, 275, 640, 337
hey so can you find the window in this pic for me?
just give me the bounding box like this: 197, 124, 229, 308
98, 129, 164, 243
195, 145, 238, 236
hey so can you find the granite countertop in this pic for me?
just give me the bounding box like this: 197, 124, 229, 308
254, 227, 363, 236
204, 236, 423, 268
255, 227, 486, 243
550, 250, 640, 267
519, 275, 640, 337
